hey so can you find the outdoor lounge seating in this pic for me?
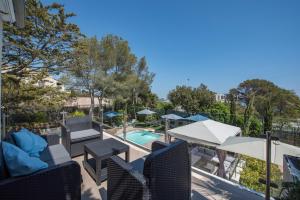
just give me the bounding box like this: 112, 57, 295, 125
61, 115, 103, 157
107, 139, 191, 200
0, 131, 81, 200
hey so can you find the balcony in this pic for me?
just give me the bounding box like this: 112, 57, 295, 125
76, 132, 264, 200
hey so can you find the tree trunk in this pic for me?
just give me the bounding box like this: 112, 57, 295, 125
98, 96, 104, 124
132, 89, 137, 120
230, 98, 237, 125
264, 101, 273, 133
243, 95, 255, 135
89, 88, 95, 118
123, 102, 128, 140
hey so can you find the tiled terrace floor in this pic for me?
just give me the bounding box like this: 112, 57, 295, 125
73, 132, 264, 200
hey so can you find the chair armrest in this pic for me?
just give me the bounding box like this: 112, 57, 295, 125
60, 122, 71, 133
60, 122, 71, 153
107, 156, 149, 200
41, 134, 60, 146
0, 161, 81, 200
151, 141, 169, 152
92, 121, 103, 139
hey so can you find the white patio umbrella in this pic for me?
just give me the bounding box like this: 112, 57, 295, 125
137, 109, 156, 115
217, 136, 300, 166
161, 114, 183, 120
218, 135, 300, 200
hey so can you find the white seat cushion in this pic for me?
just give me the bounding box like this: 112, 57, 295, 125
70, 129, 100, 142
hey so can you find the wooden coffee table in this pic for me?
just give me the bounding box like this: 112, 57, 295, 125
83, 138, 130, 185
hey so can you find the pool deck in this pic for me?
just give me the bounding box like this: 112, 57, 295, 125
76, 132, 264, 200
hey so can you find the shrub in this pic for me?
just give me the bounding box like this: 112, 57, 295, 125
239, 156, 282, 197
70, 110, 85, 117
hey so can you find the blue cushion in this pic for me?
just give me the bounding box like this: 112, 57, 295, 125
12, 128, 48, 157
2, 142, 48, 177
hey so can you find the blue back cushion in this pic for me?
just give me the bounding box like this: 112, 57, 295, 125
2, 142, 48, 177
12, 128, 47, 157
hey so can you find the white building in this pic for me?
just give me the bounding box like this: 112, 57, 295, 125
215, 93, 227, 103
65, 97, 112, 108
34, 76, 66, 92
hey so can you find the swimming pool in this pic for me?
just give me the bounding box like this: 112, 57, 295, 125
119, 130, 161, 145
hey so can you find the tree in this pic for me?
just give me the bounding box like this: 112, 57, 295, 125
228, 89, 238, 125
236, 79, 300, 134
3, 74, 68, 125
206, 102, 230, 123
130, 57, 155, 118
2, 0, 80, 126
193, 84, 216, 112
3, 0, 81, 77
68, 37, 100, 116
168, 86, 194, 114
168, 84, 215, 114
156, 101, 174, 115
243, 93, 255, 135
67, 34, 155, 121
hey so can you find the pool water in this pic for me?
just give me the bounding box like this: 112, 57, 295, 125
120, 130, 161, 145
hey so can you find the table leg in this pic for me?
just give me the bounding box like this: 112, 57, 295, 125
96, 159, 101, 186
84, 150, 88, 162
125, 150, 130, 162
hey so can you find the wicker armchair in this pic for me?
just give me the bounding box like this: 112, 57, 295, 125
61, 115, 103, 157
107, 140, 191, 200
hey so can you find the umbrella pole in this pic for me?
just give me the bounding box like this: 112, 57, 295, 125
165, 118, 169, 143
265, 131, 271, 200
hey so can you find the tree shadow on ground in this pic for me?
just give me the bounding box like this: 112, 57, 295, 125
81, 188, 99, 200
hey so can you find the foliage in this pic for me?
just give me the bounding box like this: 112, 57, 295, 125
239, 156, 282, 197
145, 114, 157, 123
235, 79, 300, 135
3, 74, 68, 124
248, 117, 263, 137
168, 84, 215, 114
168, 85, 194, 114
2, 0, 80, 125
67, 36, 102, 115
243, 94, 255, 135
3, 0, 81, 77
156, 101, 174, 115
206, 102, 230, 123
67, 35, 155, 120
70, 110, 85, 117
112, 113, 124, 126
193, 84, 216, 111
228, 88, 238, 125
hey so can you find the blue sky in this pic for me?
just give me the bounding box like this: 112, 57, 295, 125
44, 0, 300, 98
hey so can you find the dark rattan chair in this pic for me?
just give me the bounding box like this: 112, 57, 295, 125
107, 140, 191, 200
61, 115, 103, 157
